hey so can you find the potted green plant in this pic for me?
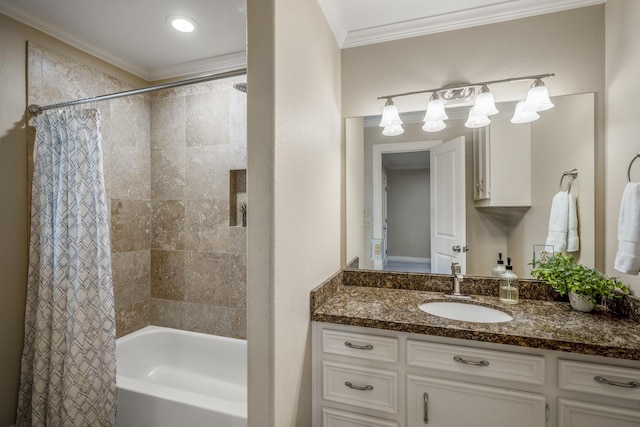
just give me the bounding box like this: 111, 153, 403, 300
239, 202, 247, 227
530, 253, 629, 312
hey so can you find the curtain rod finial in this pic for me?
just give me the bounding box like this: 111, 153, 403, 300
28, 104, 41, 114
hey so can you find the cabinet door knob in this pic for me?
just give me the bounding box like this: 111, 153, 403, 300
344, 341, 373, 351
594, 376, 640, 389
344, 381, 373, 391
454, 355, 490, 367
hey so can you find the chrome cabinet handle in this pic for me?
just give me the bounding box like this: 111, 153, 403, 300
344, 381, 373, 391
344, 341, 373, 351
423, 392, 429, 424
594, 376, 640, 389
454, 355, 490, 367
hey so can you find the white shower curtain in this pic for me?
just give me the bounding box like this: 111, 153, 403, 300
17, 108, 117, 426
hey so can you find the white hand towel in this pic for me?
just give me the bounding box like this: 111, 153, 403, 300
546, 191, 569, 252
615, 182, 640, 274
566, 192, 579, 252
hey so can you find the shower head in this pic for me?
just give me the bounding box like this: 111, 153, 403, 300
233, 83, 247, 93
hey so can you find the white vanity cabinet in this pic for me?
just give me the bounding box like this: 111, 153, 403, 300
312, 322, 640, 427
473, 113, 532, 207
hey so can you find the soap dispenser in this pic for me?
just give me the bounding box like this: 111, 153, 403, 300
499, 258, 519, 304
492, 253, 506, 277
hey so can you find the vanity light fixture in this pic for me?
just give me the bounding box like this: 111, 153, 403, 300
471, 86, 499, 116
377, 73, 554, 136
379, 98, 404, 135
511, 100, 540, 124
523, 79, 554, 112
168, 15, 198, 33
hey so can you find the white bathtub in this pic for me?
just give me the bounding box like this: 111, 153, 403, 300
115, 326, 247, 427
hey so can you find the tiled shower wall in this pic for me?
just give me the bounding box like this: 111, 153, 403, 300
27, 42, 247, 339
149, 81, 247, 339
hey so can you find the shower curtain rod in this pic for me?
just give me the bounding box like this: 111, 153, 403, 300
28, 68, 247, 114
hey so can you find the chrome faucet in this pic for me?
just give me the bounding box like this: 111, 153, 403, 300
446, 260, 471, 299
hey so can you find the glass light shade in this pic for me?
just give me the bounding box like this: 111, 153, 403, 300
465, 110, 491, 128
379, 103, 402, 127
511, 100, 540, 124
472, 91, 499, 116
422, 120, 446, 132
382, 124, 404, 136
423, 98, 448, 121
523, 85, 554, 112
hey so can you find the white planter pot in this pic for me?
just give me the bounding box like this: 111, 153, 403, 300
568, 292, 596, 312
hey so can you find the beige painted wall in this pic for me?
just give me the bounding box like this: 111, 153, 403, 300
342, 6, 606, 277
605, 0, 640, 294
0, 14, 146, 427
247, 0, 341, 425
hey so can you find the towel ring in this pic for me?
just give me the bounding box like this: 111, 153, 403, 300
559, 169, 578, 192
627, 152, 640, 183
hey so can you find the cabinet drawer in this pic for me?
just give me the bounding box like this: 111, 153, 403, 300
322, 407, 398, 427
407, 340, 545, 385
558, 360, 640, 400
322, 360, 398, 414
322, 329, 398, 363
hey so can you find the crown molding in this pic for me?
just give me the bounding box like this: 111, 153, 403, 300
149, 51, 247, 81
341, 0, 604, 49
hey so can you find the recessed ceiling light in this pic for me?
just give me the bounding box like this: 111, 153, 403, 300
168, 15, 198, 33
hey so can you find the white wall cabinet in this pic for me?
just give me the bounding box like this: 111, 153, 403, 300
312, 322, 640, 427
473, 113, 532, 207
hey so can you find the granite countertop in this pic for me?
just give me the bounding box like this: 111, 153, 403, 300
311, 270, 640, 361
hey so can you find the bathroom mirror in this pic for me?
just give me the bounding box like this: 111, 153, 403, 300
345, 93, 596, 278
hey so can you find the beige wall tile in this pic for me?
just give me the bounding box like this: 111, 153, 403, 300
185, 199, 229, 252
151, 249, 185, 300
111, 144, 151, 199
185, 252, 230, 306
229, 254, 246, 308
186, 145, 230, 200
151, 95, 186, 149
116, 300, 150, 338
186, 91, 230, 146
151, 200, 185, 250
183, 303, 232, 336
111, 199, 151, 252
229, 226, 247, 254
150, 297, 184, 329
151, 148, 186, 200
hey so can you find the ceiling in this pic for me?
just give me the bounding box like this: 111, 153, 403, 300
0, 0, 603, 81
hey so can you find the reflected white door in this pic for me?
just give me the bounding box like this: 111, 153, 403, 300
430, 136, 466, 273
382, 172, 388, 268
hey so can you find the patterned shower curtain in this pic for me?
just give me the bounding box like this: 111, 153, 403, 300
17, 108, 117, 426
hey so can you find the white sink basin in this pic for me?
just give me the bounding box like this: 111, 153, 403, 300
419, 301, 513, 323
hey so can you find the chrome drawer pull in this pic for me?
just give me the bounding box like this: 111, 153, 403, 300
423, 392, 429, 424
344, 341, 374, 350
344, 381, 374, 391
453, 355, 490, 367
594, 376, 640, 389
